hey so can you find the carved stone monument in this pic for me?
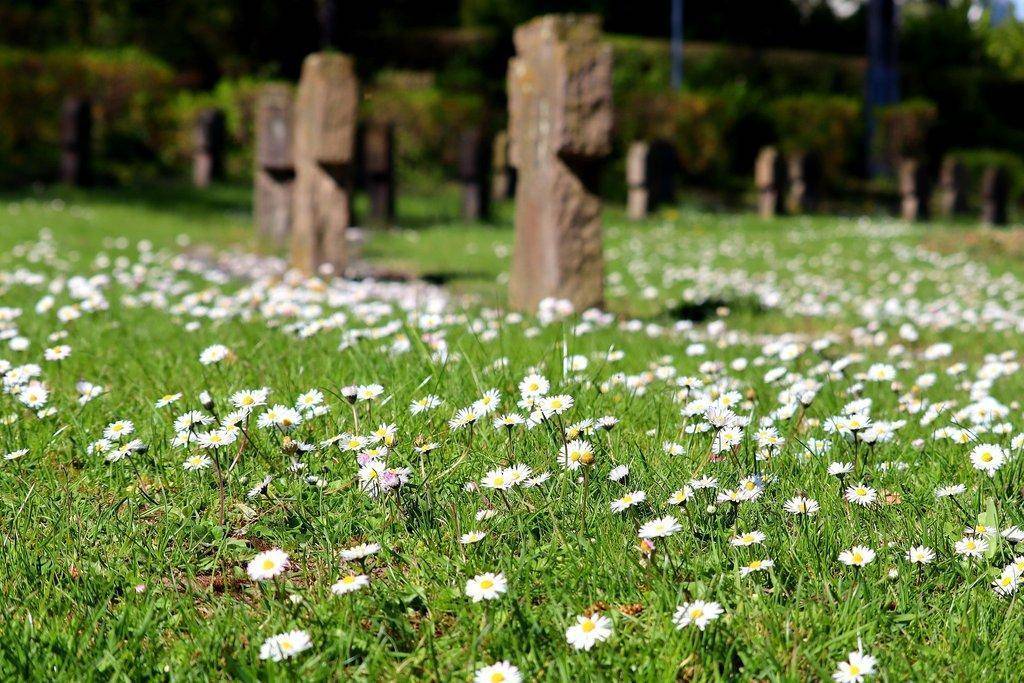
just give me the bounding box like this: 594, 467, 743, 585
193, 108, 226, 188
898, 158, 931, 222
491, 129, 516, 201
255, 84, 295, 248
362, 122, 395, 226
937, 156, 968, 218
785, 151, 821, 214
60, 97, 92, 186
981, 165, 1009, 227
754, 146, 786, 219
291, 53, 358, 274
458, 127, 491, 221
507, 14, 612, 312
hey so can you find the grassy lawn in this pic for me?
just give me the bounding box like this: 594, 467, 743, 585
2, 181, 1024, 680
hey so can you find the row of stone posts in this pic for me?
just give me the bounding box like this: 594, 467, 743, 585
753, 147, 822, 218
752, 146, 1010, 227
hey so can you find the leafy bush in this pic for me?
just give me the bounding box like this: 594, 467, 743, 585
0, 47, 175, 186
874, 99, 938, 167
616, 88, 746, 182
363, 71, 487, 190
167, 77, 279, 178
770, 95, 862, 181
610, 35, 863, 99
947, 148, 1024, 205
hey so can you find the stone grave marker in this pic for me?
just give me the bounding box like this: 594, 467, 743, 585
981, 165, 1010, 227
60, 97, 92, 186
491, 129, 516, 200
785, 151, 821, 214
193, 108, 226, 188
458, 127, 491, 221
255, 84, 295, 248
507, 14, 612, 312
899, 158, 931, 222
754, 146, 786, 219
937, 156, 968, 218
291, 53, 358, 275
363, 121, 395, 225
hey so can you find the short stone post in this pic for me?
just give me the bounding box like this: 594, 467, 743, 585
491, 129, 516, 200
981, 165, 1009, 227
937, 156, 968, 218
60, 97, 92, 186
507, 14, 612, 312
193, 108, 226, 188
625, 140, 675, 220
899, 158, 931, 221
255, 84, 295, 248
458, 127, 491, 221
626, 141, 651, 220
754, 146, 786, 219
291, 52, 359, 275
363, 121, 395, 225
785, 151, 821, 214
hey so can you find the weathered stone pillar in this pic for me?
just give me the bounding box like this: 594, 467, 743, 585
491, 130, 516, 200
291, 53, 359, 275
363, 122, 395, 226
754, 146, 786, 219
458, 127, 491, 221
898, 158, 931, 221
627, 141, 651, 220
507, 14, 612, 312
193, 108, 226, 188
255, 84, 295, 248
626, 141, 676, 220
785, 151, 821, 214
981, 165, 1009, 227
937, 156, 968, 218
60, 97, 92, 186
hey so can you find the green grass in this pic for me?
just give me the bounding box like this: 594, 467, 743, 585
2, 181, 1024, 681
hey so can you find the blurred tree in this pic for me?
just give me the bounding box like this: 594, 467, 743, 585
982, 16, 1024, 77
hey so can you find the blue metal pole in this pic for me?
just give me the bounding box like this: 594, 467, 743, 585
671, 0, 684, 90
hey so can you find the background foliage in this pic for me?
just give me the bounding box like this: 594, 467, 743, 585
1, 1, 1024, 197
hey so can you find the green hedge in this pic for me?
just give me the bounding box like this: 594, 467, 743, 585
0, 47, 175, 186
611, 35, 864, 99
947, 148, 1024, 205
770, 95, 862, 181
166, 77, 278, 178
874, 99, 937, 167
363, 71, 487, 190
616, 87, 746, 182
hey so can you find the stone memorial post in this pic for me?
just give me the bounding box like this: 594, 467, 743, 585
626, 141, 651, 220
754, 146, 786, 219
291, 53, 358, 275
785, 151, 821, 214
255, 84, 295, 248
898, 158, 931, 222
60, 97, 92, 186
625, 141, 675, 220
363, 122, 395, 225
458, 127, 491, 221
193, 108, 226, 188
981, 165, 1009, 227
491, 129, 516, 201
937, 156, 968, 218
507, 14, 612, 312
